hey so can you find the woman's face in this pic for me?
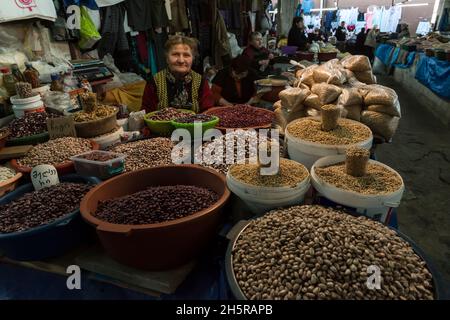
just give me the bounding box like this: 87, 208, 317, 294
250, 35, 263, 49
167, 44, 193, 75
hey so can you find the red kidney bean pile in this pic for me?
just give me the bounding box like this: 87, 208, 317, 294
0, 183, 94, 233
8, 112, 58, 139
77, 151, 119, 162
94, 185, 219, 224
207, 105, 274, 128
148, 108, 192, 121
174, 114, 214, 123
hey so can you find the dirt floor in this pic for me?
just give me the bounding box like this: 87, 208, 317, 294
376, 75, 450, 294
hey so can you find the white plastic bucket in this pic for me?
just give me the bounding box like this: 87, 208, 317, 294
226, 169, 311, 215
285, 117, 373, 169
10, 94, 45, 118
311, 155, 404, 224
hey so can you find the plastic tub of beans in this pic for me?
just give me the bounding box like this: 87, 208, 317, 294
10, 137, 100, 175
0, 166, 22, 197
225, 205, 445, 300
171, 114, 219, 135
144, 108, 195, 136
80, 165, 231, 270
285, 116, 373, 169
0, 175, 100, 261
311, 154, 404, 224
203, 105, 274, 133
71, 150, 126, 180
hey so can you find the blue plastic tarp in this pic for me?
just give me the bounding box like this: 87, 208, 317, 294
375, 44, 395, 66
392, 49, 416, 69
415, 53, 450, 100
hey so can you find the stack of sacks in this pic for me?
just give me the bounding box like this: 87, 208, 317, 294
337, 86, 363, 121
341, 55, 377, 85
360, 84, 401, 141
273, 87, 311, 133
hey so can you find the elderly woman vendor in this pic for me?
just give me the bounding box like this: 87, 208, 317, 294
141, 36, 214, 113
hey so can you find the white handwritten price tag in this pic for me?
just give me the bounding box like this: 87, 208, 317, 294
31, 165, 60, 191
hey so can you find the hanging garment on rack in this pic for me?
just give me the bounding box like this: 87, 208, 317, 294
213, 5, 232, 68
136, 32, 149, 66
63, 0, 97, 10
95, 0, 124, 7
97, 3, 129, 58
231, 0, 241, 29
358, 11, 365, 22
125, 0, 152, 31
302, 0, 314, 15
151, 0, 170, 28
187, 0, 200, 38
295, 3, 302, 17
170, 0, 189, 32
152, 30, 168, 71
388, 6, 402, 33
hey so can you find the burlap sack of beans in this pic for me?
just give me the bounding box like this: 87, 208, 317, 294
279, 87, 310, 111
274, 106, 287, 133
300, 65, 318, 87
361, 110, 400, 141
343, 69, 355, 81
341, 55, 372, 72
313, 59, 347, 85
274, 105, 307, 134
343, 104, 362, 121
354, 70, 377, 84
304, 93, 322, 110
367, 100, 401, 117
338, 87, 363, 106
363, 84, 398, 106
296, 68, 305, 79
311, 83, 343, 105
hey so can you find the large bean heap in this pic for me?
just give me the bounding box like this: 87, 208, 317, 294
232, 205, 434, 300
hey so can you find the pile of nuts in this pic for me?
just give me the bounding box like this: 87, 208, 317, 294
0, 166, 16, 182
94, 185, 219, 224
230, 158, 309, 187
15, 82, 35, 99
314, 162, 403, 195
8, 112, 58, 139
232, 205, 434, 300
109, 138, 174, 172
17, 137, 93, 167
73, 105, 116, 122
76, 151, 120, 162
287, 118, 372, 145
207, 105, 274, 128
148, 108, 192, 121
194, 130, 282, 175
0, 182, 93, 233
174, 114, 214, 123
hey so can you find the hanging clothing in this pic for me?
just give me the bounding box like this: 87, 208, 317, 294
213, 2, 232, 68
97, 3, 130, 70
125, 0, 169, 32
302, 0, 314, 14
295, 4, 302, 17
141, 69, 214, 113
95, 0, 124, 7
170, 0, 189, 32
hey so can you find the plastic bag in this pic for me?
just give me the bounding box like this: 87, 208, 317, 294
311, 83, 343, 105
300, 65, 318, 87
313, 59, 346, 85
78, 6, 101, 50
279, 87, 310, 110
364, 85, 398, 106
338, 87, 362, 106
361, 111, 400, 141
354, 70, 377, 84
304, 94, 322, 110
128, 110, 146, 132
341, 55, 372, 72
306, 108, 320, 117
367, 100, 401, 117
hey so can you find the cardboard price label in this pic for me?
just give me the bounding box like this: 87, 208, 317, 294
47, 116, 77, 139
31, 164, 60, 191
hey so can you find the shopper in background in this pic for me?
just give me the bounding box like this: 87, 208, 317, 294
356, 27, 367, 55
242, 32, 274, 77
141, 35, 214, 114
308, 27, 327, 43
365, 27, 380, 63
288, 17, 309, 50
212, 55, 259, 106
398, 23, 410, 38
335, 21, 347, 52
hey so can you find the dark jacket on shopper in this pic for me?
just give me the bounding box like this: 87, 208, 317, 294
287, 27, 308, 51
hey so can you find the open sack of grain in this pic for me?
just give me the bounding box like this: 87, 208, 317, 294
274, 87, 311, 133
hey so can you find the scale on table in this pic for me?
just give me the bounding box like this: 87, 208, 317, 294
70, 59, 114, 82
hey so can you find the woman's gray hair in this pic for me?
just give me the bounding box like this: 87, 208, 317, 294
165, 35, 199, 57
